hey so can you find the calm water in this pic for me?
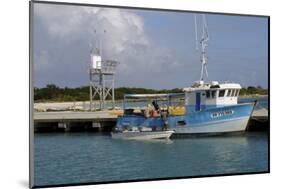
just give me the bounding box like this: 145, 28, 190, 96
34, 132, 268, 186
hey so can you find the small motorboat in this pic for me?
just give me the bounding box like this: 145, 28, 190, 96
111, 127, 174, 140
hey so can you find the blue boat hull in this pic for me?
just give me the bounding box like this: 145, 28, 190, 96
174, 116, 249, 134
116, 103, 255, 134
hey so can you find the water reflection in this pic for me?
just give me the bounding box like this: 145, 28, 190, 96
34, 132, 268, 186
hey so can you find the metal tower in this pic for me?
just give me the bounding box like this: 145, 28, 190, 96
89, 48, 118, 110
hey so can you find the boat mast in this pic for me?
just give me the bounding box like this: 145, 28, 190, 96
194, 14, 209, 82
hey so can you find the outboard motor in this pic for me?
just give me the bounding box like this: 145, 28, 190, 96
161, 111, 169, 131
152, 101, 160, 111
152, 101, 169, 130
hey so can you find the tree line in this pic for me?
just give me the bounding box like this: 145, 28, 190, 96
239, 86, 268, 96
34, 84, 268, 102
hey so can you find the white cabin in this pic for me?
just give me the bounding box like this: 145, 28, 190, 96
183, 81, 241, 112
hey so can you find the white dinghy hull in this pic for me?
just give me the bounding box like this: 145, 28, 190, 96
111, 130, 174, 140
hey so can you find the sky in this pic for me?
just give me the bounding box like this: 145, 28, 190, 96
32, 3, 268, 89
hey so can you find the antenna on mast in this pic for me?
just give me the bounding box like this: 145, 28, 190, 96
91, 29, 99, 55
200, 14, 209, 82
194, 14, 209, 82
194, 14, 199, 50
100, 29, 106, 58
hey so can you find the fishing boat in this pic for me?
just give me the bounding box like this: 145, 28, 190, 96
113, 15, 256, 136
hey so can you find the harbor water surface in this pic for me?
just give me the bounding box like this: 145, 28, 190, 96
34, 132, 268, 186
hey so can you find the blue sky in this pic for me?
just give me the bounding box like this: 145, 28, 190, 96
33, 3, 268, 89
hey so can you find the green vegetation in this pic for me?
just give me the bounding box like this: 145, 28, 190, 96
34, 84, 268, 102
239, 86, 268, 96
34, 84, 89, 102
34, 84, 182, 102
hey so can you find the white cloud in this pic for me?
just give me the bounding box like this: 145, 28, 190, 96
34, 4, 84, 38
33, 3, 185, 88
34, 4, 149, 50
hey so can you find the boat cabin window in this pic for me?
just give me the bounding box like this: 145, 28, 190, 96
229, 89, 233, 97
219, 90, 225, 97
227, 89, 231, 97
211, 90, 216, 98
232, 90, 236, 97
206, 91, 210, 98
236, 90, 240, 97
233, 89, 239, 97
